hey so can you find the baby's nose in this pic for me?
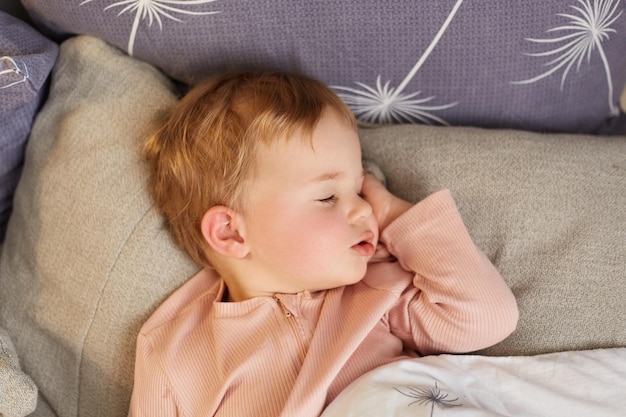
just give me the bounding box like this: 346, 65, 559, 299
349, 194, 373, 222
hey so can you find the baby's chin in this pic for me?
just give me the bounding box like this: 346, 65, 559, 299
341, 267, 370, 287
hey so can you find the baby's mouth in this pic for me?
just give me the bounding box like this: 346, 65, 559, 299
352, 233, 376, 257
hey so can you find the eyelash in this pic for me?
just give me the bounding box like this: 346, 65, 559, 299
319, 190, 366, 205
319, 195, 338, 205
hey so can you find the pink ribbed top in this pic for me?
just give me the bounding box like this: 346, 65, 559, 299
128, 190, 518, 416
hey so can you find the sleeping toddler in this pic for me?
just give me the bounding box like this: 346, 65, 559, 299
128, 70, 518, 416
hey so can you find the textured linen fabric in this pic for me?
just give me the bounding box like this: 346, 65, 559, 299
0, 35, 624, 417
359, 124, 626, 356
128, 191, 518, 417
0, 326, 37, 417
19, 0, 626, 134
0, 36, 198, 417
0, 10, 58, 242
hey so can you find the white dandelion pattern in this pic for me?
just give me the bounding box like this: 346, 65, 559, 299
513, 0, 623, 116
333, 0, 464, 125
0, 56, 29, 90
80, 0, 221, 56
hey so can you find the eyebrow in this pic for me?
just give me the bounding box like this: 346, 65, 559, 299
311, 170, 365, 183
312, 172, 342, 182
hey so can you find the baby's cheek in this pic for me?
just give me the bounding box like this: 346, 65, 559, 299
296, 216, 343, 252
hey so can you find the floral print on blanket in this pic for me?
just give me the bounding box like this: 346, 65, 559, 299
395, 381, 463, 417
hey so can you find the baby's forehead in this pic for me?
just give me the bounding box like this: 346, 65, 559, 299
253, 117, 362, 180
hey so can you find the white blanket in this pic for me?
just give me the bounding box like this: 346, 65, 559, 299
322, 348, 626, 417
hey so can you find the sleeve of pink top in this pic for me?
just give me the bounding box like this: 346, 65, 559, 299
128, 334, 178, 417
381, 189, 519, 355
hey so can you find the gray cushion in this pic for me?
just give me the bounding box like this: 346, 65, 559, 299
0, 11, 57, 242
0, 35, 198, 417
20, 0, 626, 134
0, 35, 624, 416
359, 125, 626, 355
0, 326, 37, 417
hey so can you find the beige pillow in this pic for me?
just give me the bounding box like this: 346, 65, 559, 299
359, 124, 626, 355
0, 34, 624, 417
0, 326, 37, 417
0, 36, 199, 417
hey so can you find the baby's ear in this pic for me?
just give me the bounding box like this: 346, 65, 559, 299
201, 206, 249, 259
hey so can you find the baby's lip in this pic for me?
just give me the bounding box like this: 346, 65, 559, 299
351, 231, 376, 257
358, 231, 376, 245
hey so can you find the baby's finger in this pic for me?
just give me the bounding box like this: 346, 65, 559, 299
362, 159, 386, 186
360, 173, 387, 201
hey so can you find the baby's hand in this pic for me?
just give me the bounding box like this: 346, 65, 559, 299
361, 173, 413, 232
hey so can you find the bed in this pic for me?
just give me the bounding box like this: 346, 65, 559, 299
0, 1, 625, 416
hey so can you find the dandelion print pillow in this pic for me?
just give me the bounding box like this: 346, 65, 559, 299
0, 11, 58, 242
20, 0, 626, 134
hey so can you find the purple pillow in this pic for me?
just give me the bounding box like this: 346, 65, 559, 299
0, 11, 58, 242
20, 0, 626, 134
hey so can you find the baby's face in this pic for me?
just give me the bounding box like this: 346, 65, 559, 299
240, 110, 378, 295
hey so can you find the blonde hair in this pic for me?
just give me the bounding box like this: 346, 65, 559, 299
144, 71, 357, 267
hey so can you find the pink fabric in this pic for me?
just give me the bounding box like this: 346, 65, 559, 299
128, 190, 518, 416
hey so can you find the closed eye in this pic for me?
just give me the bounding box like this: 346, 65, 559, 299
318, 195, 338, 205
